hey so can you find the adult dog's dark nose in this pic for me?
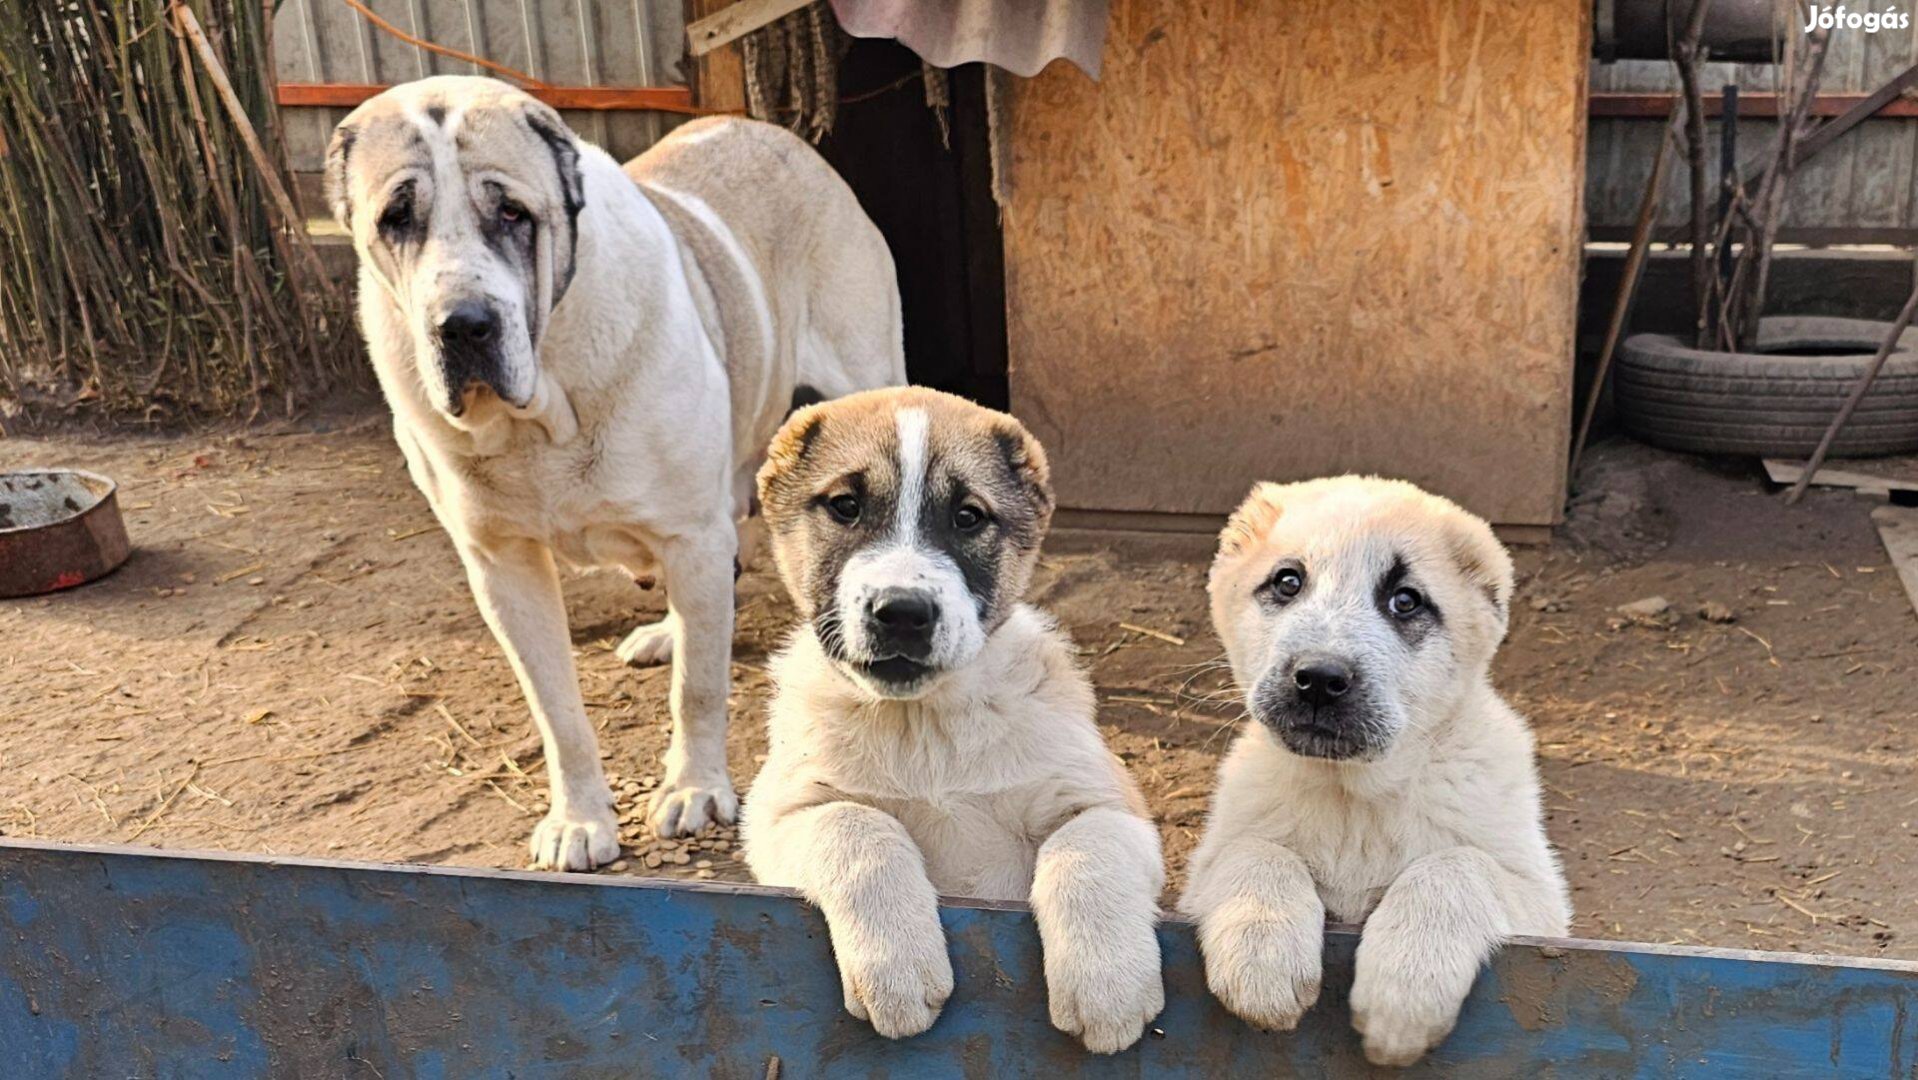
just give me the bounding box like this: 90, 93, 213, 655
868, 590, 939, 656
438, 300, 497, 347
1292, 657, 1355, 708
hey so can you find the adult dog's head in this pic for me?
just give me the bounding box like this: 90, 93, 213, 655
1208, 477, 1514, 763
757, 388, 1054, 700
325, 76, 584, 425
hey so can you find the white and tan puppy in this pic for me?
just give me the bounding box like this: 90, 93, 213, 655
741, 388, 1165, 1053
1179, 477, 1569, 1067
325, 77, 903, 868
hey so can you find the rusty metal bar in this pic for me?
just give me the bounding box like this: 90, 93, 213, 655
276, 82, 696, 111
1590, 91, 1918, 118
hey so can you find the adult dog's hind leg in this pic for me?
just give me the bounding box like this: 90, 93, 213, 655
646, 525, 740, 836
460, 536, 619, 871
615, 612, 677, 667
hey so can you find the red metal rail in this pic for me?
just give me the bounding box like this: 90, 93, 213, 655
277, 83, 699, 113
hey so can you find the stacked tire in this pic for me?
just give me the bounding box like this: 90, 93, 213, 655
1614, 316, 1918, 457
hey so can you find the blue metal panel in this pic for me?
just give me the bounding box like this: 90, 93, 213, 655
3, 839, 1916, 1077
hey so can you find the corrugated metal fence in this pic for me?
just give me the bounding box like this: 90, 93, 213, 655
272, 0, 687, 184
1589, 23, 1918, 243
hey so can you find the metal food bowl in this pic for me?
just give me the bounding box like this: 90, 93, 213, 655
0, 469, 131, 598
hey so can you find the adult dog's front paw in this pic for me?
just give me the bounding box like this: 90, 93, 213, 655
1045, 922, 1163, 1053
615, 619, 674, 667
1197, 904, 1324, 1032
1349, 936, 1480, 1067
835, 921, 954, 1039
646, 769, 738, 837
528, 797, 620, 871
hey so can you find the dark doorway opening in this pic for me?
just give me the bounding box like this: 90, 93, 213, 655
816, 40, 1008, 410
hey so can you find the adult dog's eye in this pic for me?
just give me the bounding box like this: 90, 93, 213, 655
499, 199, 528, 226
826, 494, 861, 524
953, 504, 987, 532
378, 201, 412, 234
1269, 567, 1305, 599
1388, 587, 1424, 618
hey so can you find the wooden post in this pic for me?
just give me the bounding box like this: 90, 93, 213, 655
687, 0, 748, 113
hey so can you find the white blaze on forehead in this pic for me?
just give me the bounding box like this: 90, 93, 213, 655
892, 407, 930, 544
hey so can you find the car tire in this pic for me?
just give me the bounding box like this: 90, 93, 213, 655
1613, 316, 1918, 457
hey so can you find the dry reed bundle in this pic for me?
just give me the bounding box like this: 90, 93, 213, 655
0, 0, 364, 427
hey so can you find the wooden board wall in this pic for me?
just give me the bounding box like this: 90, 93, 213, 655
1000, 0, 1591, 526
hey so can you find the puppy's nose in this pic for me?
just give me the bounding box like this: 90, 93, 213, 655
1292, 657, 1355, 708
438, 301, 497, 347
868, 590, 939, 653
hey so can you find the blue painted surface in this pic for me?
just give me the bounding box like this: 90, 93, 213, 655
3, 839, 1917, 1077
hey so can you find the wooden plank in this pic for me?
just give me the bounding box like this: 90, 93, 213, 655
1874, 505, 1918, 619
1764, 458, 1918, 498
5, 840, 1918, 1076
277, 81, 696, 111
999, 0, 1587, 526
685, 0, 810, 57
1589, 91, 1918, 117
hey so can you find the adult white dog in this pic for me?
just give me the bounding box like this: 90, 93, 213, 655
325, 76, 904, 869
1179, 477, 1570, 1066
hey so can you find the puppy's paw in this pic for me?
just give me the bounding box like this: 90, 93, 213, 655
646, 769, 738, 838
836, 921, 954, 1039
1349, 939, 1479, 1067
1197, 906, 1323, 1032
1045, 922, 1163, 1053
615, 619, 675, 667
528, 797, 620, 871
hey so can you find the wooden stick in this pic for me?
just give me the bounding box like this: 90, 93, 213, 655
1786, 260, 1918, 504
1570, 114, 1683, 481
170, 2, 328, 284
688, 0, 813, 57
1672, 0, 1714, 347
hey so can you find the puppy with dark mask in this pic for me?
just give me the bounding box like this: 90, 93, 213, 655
741, 388, 1164, 1053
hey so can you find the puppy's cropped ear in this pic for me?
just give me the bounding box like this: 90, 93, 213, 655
1443, 510, 1515, 636
757, 402, 828, 512
1218, 484, 1285, 559
993, 418, 1053, 527
323, 122, 358, 232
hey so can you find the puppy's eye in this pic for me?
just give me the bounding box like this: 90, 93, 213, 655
826, 493, 861, 524
1269, 567, 1305, 599
953, 504, 988, 532
1388, 587, 1424, 618
499, 199, 528, 226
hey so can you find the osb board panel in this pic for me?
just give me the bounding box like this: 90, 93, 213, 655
1001, 0, 1589, 526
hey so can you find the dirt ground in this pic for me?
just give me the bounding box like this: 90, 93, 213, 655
2, 416, 1914, 961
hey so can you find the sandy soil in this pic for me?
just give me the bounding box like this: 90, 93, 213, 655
2, 418, 1914, 960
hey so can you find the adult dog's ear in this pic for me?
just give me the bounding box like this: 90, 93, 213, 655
757, 402, 828, 514
521, 102, 585, 304
1218, 484, 1285, 560
1443, 510, 1515, 638
323, 122, 358, 232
